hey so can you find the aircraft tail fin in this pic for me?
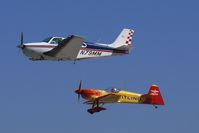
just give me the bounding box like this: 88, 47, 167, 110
109, 28, 134, 51
144, 85, 165, 105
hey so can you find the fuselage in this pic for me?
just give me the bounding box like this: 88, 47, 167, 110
76, 84, 164, 113
79, 88, 144, 104
21, 37, 128, 61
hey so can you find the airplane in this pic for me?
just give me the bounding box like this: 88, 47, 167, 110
17, 29, 134, 61
75, 81, 165, 114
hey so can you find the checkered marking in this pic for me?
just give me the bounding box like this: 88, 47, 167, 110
125, 30, 133, 45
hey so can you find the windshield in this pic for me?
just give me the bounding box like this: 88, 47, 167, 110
51, 38, 64, 44
42, 37, 53, 43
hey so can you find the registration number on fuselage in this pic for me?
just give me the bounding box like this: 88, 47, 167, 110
80, 50, 102, 56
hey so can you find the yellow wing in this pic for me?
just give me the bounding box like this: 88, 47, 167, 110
84, 93, 121, 104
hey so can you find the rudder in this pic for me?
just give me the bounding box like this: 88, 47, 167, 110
109, 28, 134, 50
145, 85, 165, 105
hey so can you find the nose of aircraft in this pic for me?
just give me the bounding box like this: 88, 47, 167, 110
17, 32, 25, 50
75, 89, 82, 102
75, 89, 82, 95
17, 44, 25, 49
17, 32, 25, 49
75, 80, 83, 102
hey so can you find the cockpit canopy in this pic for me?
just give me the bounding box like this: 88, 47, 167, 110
42, 37, 64, 44
106, 87, 120, 93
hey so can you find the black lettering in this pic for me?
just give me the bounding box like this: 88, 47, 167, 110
85, 51, 89, 55
80, 50, 85, 55
97, 51, 102, 56
88, 51, 91, 55
92, 51, 98, 55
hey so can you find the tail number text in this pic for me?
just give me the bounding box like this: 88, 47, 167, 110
80, 50, 102, 56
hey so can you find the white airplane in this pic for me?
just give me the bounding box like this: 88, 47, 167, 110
17, 29, 134, 61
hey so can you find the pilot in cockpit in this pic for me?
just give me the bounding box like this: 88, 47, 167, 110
111, 87, 120, 93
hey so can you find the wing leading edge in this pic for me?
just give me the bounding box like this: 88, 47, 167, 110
84, 94, 121, 104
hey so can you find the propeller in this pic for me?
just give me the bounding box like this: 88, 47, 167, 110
17, 32, 25, 49
21, 32, 23, 45
75, 80, 82, 102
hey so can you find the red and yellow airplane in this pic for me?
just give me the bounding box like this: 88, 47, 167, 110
75, 81, 165, 114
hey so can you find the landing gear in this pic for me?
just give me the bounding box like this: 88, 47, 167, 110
87, 107, 106, 114
87, 100, 106, 114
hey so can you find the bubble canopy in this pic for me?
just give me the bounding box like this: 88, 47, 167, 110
106, 87, 121, 93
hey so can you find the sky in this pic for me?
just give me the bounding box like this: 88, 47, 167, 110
0, 0, 199, 132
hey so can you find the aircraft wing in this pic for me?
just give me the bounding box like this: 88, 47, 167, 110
84, 94, 121, 104
44, 35, 84, 60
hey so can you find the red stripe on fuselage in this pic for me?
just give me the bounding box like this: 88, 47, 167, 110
25, 46, 113, 52
80, 48, 113, 52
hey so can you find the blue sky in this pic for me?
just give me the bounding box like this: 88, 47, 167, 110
0, 0, 199, 133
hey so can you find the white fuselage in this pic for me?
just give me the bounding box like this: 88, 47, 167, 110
19, 29, 133, 61
22, 42, 120, 60
22, 42, 57, 60
21, 37, 127, 61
